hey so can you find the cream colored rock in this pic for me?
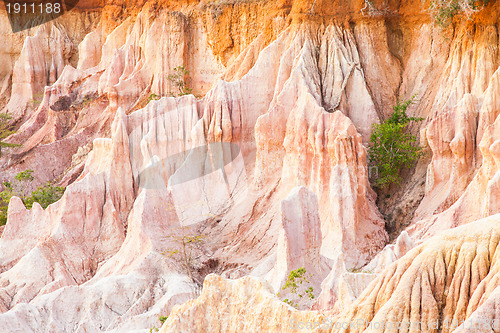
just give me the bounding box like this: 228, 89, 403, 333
2, 24, 72, 121
337, 214, 500, 333
408, 24, 500, 239
267, 186, 330, 308
161, 274, 327, 333
409, 99, 500, 239
363, 230, 417, 273
0, 2, 499, 332
313, 254, 376, 314
159, 216, 500, 333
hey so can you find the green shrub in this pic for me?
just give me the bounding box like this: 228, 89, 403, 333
23, 183, 65, 210
368, 97, 423, 189
149, 315, 168, 332
147, 93, 160, 103
167, 66, 192, 97
15, 169, 34, 182
277, 267, 314, 309
0, 170, 65, 226
429, 0, 488, 27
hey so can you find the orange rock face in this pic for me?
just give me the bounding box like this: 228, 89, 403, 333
0, 1, 498, 332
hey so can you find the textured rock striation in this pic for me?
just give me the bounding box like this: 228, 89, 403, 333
0, 0, 499, 332
162, 214, 500, 333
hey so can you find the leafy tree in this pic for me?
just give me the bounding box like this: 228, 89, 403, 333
277, 267, 314, 309
167, 66, 192, 97
0, 169, 65, 226
368, 97, 423, 189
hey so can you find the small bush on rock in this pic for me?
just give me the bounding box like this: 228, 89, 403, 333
368, 97, 423, 189
429, 0, 489, 26
0, 170, 65, 226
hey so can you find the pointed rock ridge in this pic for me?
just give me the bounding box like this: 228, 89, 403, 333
318, 25, 380, 142
0, 197, 47, 273
96, 10, 192, 111
409, 98, 500, 239
0, 97, 207, 330
77, 26, 104, 71
161, 274, 326, 333
0, 172, 112, 310
0, 154, 194, 332
267, 186, 329, 304
364, 230, 417, 274
417, 94, 479, 219
223, 33, 269, 82
2, 24, 72, 122
92, 155, 178, 278
393, 230, 416, 259
280, 106, 387, 267
408, 25, 500, 238
108, 107, 135, 225
0, 106, 153, 311
161, 31, 300, 227
312, 253, 348, 312
278, 186, 323, 276
430, 24, 498, 119
336, 214, 500, 333
313, 253, 377, 313
248, 25, 386, 268
127, 96, 200, 191
7, 65, 85, 152
206, 24, 386, 272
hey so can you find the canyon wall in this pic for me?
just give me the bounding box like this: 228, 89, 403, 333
0, 0, 499, 332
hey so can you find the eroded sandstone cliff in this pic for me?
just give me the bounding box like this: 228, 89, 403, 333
0, 0, 498, 332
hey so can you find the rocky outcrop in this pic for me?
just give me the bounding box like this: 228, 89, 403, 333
2, 24, 72, 122
407, 24, 500, 239
337, 214, 500, 333
161, 274, 326, 333
162, 214, 500, 333
266, 186, 330, 307
0, 1, 499, 332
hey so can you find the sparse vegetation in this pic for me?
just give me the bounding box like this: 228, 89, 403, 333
277, 267, 315, 309
148, 93, 160, 103
361, 0, 392, 16
0, 113, 21, 157
163, 226, 205, 287
23, 182, 65, 210
428, 0, 488, 26
368, 97, 423, 189
149, 316, 167, 333
28, 93, 44, 109
80, 95, 96, 107
0, 169, 65, 226
167, 66, 192, 97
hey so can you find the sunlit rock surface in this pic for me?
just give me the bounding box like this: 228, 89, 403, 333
0, 0, 499, 332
